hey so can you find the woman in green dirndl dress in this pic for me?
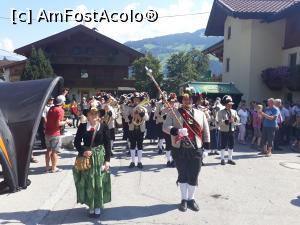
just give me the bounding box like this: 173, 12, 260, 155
73, 107, 111, 218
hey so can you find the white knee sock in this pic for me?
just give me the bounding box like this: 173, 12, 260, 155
187, 184, 196, 200
95, 208, 101, 215
166, 150, 172, 162
179, 183, 188, 200
137, 150, 143, 163
221, 149, 225, 160
130, 149, 135, 163
158, 139, 164, 149
228, 149, 233, 161
203, 150, 209, 159
110, 140, 114, 150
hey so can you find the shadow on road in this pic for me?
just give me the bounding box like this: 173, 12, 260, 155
291, 196, 300, 207
28, 164, 73, 175
110, 163, 170, 177
0, 204, 177, 224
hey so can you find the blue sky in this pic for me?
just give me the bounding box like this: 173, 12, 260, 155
0, 0, 213, 52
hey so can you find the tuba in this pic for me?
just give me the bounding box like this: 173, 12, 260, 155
132, 98, 150, 126
106, 95, 118, 108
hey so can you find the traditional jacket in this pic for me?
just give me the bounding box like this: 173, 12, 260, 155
120, 103, 127, 120
154, 101, 166, 124
163, 107, 210, 149
194, 105, 211, 121
104, 105, 117, 129
74, 122, 111, 162
217, 108, 240, 132
128, 106, 149, 132
123, 104, 134, 123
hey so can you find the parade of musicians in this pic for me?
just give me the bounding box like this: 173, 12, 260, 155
1, 1, 300, 225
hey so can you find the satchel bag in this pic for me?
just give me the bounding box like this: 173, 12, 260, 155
74, 123, 98, 171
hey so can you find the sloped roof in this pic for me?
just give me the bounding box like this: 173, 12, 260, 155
15, 25, 144, 58
220, 0, 296, 13
0, 60, 27, 70
0, 60, 17, 68
205, 0, 300, 36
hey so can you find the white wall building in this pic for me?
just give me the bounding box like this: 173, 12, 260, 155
204, 0, 300, 103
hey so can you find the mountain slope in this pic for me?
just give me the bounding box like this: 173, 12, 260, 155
124, 29, 223, 75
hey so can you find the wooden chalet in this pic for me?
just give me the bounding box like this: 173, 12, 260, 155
14, 25, 144, 99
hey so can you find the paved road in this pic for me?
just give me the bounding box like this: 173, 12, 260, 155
1, 128, 300, 225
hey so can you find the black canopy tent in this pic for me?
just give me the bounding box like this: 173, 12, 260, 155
0, 77, 63, 193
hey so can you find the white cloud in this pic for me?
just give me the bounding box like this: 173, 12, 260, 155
73, 0, 212, 43
0, 38, 15, 52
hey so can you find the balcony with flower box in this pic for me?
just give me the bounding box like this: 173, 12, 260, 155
261, 66, 290, 90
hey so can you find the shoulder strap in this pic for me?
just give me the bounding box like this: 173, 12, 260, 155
90, 122, 99, 148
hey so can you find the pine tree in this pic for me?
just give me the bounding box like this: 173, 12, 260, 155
21, 47, 55, 80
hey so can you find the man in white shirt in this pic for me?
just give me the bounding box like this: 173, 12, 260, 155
274, 99, 283, 150
35, 97, 54, 163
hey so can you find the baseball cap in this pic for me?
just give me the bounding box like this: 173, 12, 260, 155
55, 95, 66, 106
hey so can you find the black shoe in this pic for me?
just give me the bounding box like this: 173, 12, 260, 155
129, 162, 135, 168
166, 161, 171, 167
178, 200, 187, 212
158, 148, 163, 155
187, 199, 200, 212
227, 160, 236, 165
170, 161, 176, 168
137, 162, 143, 169
213, 151, 220, 155
201, 161, 205, 166
208, 152, 214, 156
221, 159, 226, 165
94, 213, 101, 218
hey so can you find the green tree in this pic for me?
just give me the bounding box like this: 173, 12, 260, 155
165, 49, 209, 93
187, 48, 209, 80
131, 53, 163, 98
21, 47, 55, 80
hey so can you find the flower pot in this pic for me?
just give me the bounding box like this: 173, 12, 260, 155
264, 79, 284, 90
286, 76, 300, 91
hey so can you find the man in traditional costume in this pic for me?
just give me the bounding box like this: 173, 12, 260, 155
217, 95, 240, 165
100, 94, 117, 156
155, 92, 167, 154
163, 93, 177, 167
127, 92, 149, 169
163, 90, 210, 212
